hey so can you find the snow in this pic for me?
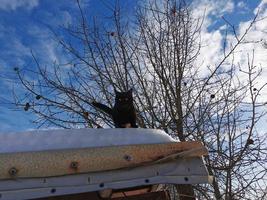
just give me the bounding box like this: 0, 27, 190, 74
0, 128, 177, 153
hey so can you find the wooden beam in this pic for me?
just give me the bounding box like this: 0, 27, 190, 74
0, 141, 206, 180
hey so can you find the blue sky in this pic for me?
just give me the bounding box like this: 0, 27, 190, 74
0, 0, 266, 132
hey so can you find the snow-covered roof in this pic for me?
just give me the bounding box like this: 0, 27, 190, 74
0, 128, 177, 153
0, 128, 212, 200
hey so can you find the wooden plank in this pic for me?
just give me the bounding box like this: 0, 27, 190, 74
34, 191, 170, 200
155, 146, 208, 163
111, 185, 154, 198
0, 141, 207, 180
112, 191, 170, 200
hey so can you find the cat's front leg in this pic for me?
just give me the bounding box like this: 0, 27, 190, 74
91, 101, 113, 115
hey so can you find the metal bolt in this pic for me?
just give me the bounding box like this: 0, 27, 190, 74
70, 161, 79, 170
123, 154, 132, 161
9, 167, 18, 176
51, 188, 56, 193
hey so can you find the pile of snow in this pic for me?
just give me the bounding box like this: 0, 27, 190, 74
0, 128, 177, 153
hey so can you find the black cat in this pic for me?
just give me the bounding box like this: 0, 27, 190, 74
92, 89, 138, 128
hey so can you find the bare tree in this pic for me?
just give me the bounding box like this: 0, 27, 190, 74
13, 0, 267, 199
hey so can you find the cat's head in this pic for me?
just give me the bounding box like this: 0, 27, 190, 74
115, 89, 133, 104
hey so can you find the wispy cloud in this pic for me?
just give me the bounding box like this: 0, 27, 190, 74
0, 1, 76, 132
0, 0, 39, 11
237, 1, 247, 9
256, 0, 267, 10
193, 0, 234, 18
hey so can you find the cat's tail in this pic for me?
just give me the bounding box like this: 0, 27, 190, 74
91, 101, 113, 116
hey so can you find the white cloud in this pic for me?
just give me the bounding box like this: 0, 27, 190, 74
192, 0, 234, 76
233, 19, 267, 96
237, 1, 246, 9
0, 0, 39, 11
254, 0, 267, 14
193, 0, 234, 18
192, 0, 267, 101
258, 0, 267, 7
237, 1, 250, 14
